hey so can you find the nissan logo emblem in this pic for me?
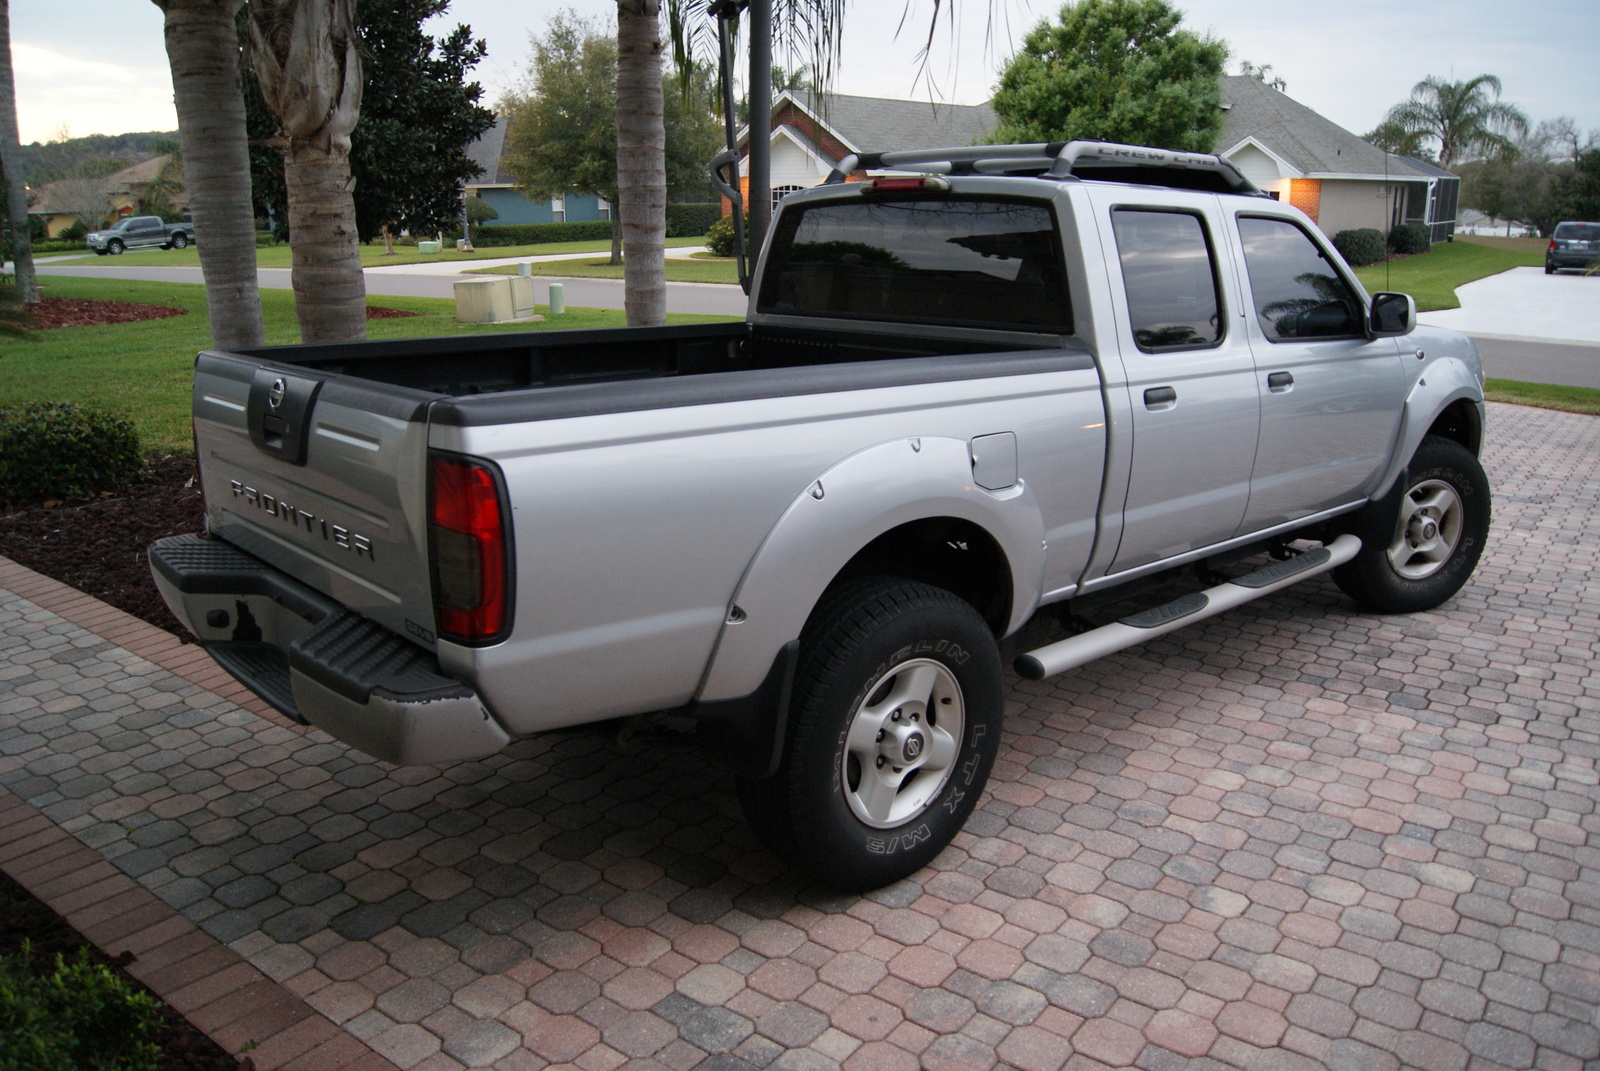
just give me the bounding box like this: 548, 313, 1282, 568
268, 378, 286, 410
904, 733, 924, 760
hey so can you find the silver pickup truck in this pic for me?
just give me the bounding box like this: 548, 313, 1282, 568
151, 142, 1490, 890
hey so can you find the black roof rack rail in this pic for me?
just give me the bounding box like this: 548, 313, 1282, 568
823, 140, 1265, 197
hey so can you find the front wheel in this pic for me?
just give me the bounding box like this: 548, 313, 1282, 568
107, 239, 124, 255
168, 234, 188, 250
737, 578, 1004, 891
1333, 435, 1490, 613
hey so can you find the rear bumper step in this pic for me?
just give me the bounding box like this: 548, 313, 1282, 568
149, 534, 510, 765
1016, 535, 1361, 681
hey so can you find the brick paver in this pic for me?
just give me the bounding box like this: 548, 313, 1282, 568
2, 401, 1598, 1070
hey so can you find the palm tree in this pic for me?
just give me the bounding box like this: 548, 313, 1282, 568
0, 0, 38, 304
248, 0, 367, 342
617, 1, 667, 326
1382, 74, 1529, 170
153, 0, 265, 349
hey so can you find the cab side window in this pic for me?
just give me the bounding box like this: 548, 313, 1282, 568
1237, 216, 1363, 341
1110, 209, 1222, 352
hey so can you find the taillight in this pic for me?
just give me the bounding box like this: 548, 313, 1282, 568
429, 454, 511, 643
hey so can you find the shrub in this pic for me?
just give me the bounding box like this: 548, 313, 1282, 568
1388, 222, 1431, 256
1332, 228, 1386, 267
59, 221, 87, 242
472, 220, 614, 247
706, 213, 748, 258
0, 402, 143, 506
666, 203, 721, 238
0, 945, 162, 1071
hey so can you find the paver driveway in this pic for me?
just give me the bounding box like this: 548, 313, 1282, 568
2, 401, 1597, 1071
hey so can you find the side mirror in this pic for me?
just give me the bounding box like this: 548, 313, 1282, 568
1369, 291, 1415, 337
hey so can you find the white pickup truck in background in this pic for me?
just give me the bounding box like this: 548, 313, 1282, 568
152, 142, 1490, 890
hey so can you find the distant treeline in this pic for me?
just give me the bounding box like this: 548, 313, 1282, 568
19, 131, 181, 185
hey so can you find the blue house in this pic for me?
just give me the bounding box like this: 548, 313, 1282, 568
464, 117, 611, 226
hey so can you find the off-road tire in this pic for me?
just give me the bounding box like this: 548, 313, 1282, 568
737, 577, 1003, 891
1333, 435, 1490, 613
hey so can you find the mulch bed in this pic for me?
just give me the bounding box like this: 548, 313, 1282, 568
0, 868, 241, 1071
0, 455, 205, 638
23, 296, 188, 329
366, 305, 419, 319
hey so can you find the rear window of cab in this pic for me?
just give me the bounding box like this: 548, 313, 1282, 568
757, 195, 1072, 332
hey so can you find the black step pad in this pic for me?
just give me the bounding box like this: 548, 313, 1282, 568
1231, 546, 1332, 590
290, 610, 471, 706
1120, 592, 1209, 630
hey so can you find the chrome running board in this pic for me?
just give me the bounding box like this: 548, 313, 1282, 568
1015, 535, 1362, 681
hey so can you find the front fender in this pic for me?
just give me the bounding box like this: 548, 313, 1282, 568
696, 435, 1046, 703
1371, 346, 1484, 500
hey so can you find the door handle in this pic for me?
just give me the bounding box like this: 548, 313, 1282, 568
1143, 386, 1177, 408
1267, 371, 1294, 392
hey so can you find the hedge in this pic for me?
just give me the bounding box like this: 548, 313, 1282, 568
0, 402, 143, 506
1388, 222, 1431, 256
0, 946, 162, 1071
1332, 228, 1386, 267
666, 203, 720, 237
473, 220, 614, 246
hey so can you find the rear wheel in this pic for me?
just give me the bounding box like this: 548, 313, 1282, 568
1333, 435, 1490, 613
169, 234, 188, 250
107, 239, 124, 255
737, 578, 1003, 891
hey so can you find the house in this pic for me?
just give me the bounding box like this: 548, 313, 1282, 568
27, 153, 186, 237
464, 117, 611, 227
1216, 75, 1459, 242
729, 90, 998, 212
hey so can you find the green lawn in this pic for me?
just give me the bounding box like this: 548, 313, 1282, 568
1354, 237, 1543, 312
1484, 378, 1600, 417
60, 235, 707, 271
3, 275, 734, 455
472, 256, 741, 285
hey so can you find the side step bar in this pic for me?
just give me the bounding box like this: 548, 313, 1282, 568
1015, 535, 1362, 681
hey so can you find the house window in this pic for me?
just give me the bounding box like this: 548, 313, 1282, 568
773, 184, 806, 211
597, 198, 610, 221
551, 196, 566, 223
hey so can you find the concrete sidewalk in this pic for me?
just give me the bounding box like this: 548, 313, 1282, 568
3, 400, 1598, 1071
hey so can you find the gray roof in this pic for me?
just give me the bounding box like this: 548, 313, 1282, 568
1218, 75, 1448, 180
767, 90, 997, 155
465, 117, 511, 186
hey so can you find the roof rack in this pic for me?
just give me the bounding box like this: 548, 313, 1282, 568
824, 140, 1264, 196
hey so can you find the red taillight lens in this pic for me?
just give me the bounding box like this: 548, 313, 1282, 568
430, 455, 510, 643
871, 177, 929, 191
1549, 240, 1558, 250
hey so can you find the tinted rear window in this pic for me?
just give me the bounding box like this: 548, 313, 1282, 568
758, 196, 1071, 331
1553, 223, 1599, 241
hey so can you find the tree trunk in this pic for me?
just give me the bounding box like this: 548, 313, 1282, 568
284, 142, 365, 341
155, 0, 264, 349
0, 0, 38, 303
249, 0, 365, 342
616, 1, 666, 326
609, 206, 623, 266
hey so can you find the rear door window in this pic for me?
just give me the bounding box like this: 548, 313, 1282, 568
1111, 209, 1223, 351
758, 196, 1071, 331
1236, 216, 1364, 342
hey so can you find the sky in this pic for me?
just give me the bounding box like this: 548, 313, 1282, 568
11, 0, 1599, 151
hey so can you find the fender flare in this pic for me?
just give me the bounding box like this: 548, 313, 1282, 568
1371, 356, 1484, 500
696, 435, 1046, 703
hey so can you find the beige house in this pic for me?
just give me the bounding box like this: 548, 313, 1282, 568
1217, 75, 1459, 242
28, 154, 186, 237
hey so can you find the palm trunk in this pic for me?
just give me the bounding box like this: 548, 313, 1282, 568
249, 0, 365, 342
616, 1, 666, 326
0, 0, 38, 303
284, 142, 365, 341
155, 0, 264, 348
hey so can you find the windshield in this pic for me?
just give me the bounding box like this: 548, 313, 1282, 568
758, 195, 1072, 331
1553, 223, 1599, 241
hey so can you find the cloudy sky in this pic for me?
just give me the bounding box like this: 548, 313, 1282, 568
12, 0, 1598, 150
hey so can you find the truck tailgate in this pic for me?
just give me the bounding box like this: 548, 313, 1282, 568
192, 352, 442, 648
